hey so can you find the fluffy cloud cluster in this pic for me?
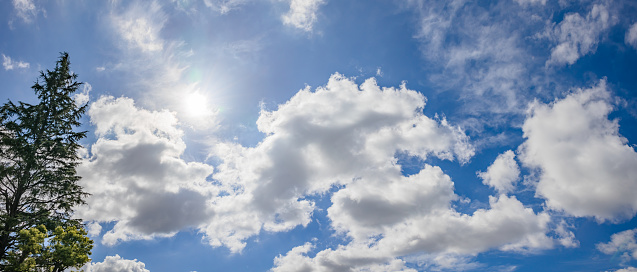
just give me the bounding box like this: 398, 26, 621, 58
597, 228, 637, 264
76, 96, 216, 245
282, 0, 325, 32
80, 255, 149, 272
261, 76, 555, 271
75, 74, 566, 270
203, 74, 474, 252
519, 80, 637, 221
546, 2, 617, 66
2, 53, 29, 70
76, 74, 475, 254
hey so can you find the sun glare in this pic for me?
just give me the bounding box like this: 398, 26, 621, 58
183, 92, 209, 118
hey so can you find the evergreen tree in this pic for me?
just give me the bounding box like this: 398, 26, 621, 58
0, 53, 91, 269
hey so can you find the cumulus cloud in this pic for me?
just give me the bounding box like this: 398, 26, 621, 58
477, 150, 520, 194
273, 194, 552, 271
282, 0, 325, 32
262, 81, 554, 270
75, 96, 216, 245
597, 228, 637, 264
545, 2, 617, 66
2, 54, 30, 70
626, 23, 637, 49
518, 80, 637, 221
81, 255, 149, 272
203, 74, 474, 252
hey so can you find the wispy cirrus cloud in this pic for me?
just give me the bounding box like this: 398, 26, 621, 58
407, 0, 541, 121
10, 0, 42, 25
202, 0, 248, 14
106, 0, 219, 129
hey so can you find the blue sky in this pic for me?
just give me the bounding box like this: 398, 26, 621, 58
2, 0, 637, 271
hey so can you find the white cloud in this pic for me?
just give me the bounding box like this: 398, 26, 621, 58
74, 83, 92, 107
11, 0, 39, 23
375, 67, 383, 77
514, 0, 546, 6
87, 221, 102, 237
80, 255, 149, 272
203, 0, 247, 14
477, 150, 520, 194
282, 0, 325, 32
204, 74, 474, 252
111, 1, 165, 52
409, 0, 535, 117
273, 194, 552, 271
597, 228, 637, 265
269, 101, 552, 271
75, 96, 216, 245
626, 23, 637, 49
554, 220, 579, 248
2, 54, 30, 70
518, 80, 637, 221
616, 268, 637, 272
546, 2, 617, 66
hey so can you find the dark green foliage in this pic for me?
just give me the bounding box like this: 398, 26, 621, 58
0, 53, 92, 270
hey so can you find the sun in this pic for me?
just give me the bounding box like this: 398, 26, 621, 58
182, 92, 210, 118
